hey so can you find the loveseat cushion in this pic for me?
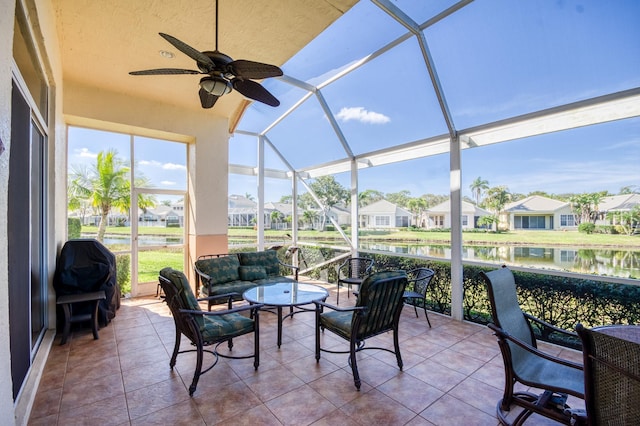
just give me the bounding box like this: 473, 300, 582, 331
238, 250, 280, 276
195, 256, 240, 286
239, 265, 267, 281
202, 280, 257, 297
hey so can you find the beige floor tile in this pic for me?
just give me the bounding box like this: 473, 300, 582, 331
30, 295, 587, 425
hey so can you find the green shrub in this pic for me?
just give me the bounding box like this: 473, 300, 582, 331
614, 225, 626, 235
578, 222, 596, 234
594, 225, 617, 234
116, 254, 131, 295
67, 218, 81, 239
329, 252, 640, 350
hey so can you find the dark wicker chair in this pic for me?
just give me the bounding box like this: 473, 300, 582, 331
315, 270, 408, 390
336, 257, 373, 305
480, 266, 584, 425
570, 324, 640, 425
403, 267, 435, 327
158, 267, 262, 396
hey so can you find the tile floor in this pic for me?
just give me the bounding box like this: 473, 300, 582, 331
28, 280, 584, 425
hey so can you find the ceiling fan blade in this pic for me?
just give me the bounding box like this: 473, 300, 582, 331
159, 33, 214, 69
198, 87, 219, 109
233, 79, 280, 107
229, 60, 283, 79
129, 68, 202, 75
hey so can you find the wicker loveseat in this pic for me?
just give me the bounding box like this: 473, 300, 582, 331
194, 251, 298, 310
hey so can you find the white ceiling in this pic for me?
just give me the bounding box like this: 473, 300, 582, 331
53, 0, 358, 121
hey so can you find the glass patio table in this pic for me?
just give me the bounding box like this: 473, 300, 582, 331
243, 282, 329, 348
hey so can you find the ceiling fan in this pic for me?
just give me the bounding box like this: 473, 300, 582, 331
129, 0, 282, 109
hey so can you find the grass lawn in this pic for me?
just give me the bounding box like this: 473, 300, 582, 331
230, 228, 640, 249
82, 225, 183, 236
137, 248, 183, 284
83, 225, 640, 249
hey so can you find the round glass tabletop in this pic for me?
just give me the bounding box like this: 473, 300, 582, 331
243, 282, 328, 307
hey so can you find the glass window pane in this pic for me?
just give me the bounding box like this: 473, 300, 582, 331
323, 37, 448, 154
229, 133, 257, 167
67, 127, 131, 251
392, 0, 460, 25
427, 1, 640, 129
462, 117, 640, 200
266, 98, 347, 169
134, 136, 187, 190
282, 1, 406, 84
237, 80, 308, 134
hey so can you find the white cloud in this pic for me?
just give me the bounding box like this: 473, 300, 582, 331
75, 148, 97, 158
138, 160, 186, 170
336, 107, 390, 124
163, 163, 186, 171
160, 180, 176, 186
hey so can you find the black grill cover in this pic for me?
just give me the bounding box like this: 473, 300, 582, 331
54, 239, 120, 326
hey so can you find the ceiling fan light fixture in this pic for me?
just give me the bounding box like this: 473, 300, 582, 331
200, 77, 232, 96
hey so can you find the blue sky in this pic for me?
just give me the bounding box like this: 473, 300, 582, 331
230, 0, 640, 202
69, 1, 640, 204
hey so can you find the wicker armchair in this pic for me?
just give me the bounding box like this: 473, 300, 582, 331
158, 267, 262, 396
315, 271, 407, 390
480, 266, 584, 425
570, 324, 640, 425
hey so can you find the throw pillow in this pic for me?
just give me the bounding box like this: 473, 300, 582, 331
239, 265, 267, 281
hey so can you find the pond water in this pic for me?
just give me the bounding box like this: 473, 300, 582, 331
359, 242, 640, 280
95, 234, 640, 280
99, 235, 183, 246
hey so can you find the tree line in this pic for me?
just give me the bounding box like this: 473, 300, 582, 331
277, 175, 639, 232
68, 150, 639, 235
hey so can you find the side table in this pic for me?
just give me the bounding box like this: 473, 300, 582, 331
56, 290, 106, 345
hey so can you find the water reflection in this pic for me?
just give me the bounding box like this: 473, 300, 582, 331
359, 242, 640, 279
95, 235, 639, 279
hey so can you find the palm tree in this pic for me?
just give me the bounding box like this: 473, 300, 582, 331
406, 197, 427, 227
69, 149, 156, 241
72, 150, 129, 241
270, 210, 284, 229
358, 189, 384, 207
302, 210, 318, 229
470, 177, 489, 206
484, 186, 511, 231
569, 191, 607, 225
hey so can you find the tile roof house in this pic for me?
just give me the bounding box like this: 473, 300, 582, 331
426, 200, 492, 229
595, 193, 640, 227
503, 195, 577, 230
359, 199, 412, 229
597, 194, 640, 213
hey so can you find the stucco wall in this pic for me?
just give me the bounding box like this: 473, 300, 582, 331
63, 81, 231, 286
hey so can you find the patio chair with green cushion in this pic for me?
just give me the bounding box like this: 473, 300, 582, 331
403, 267, 435, 327
158, 267, 262, 396
569, 324, 640, 425
336, 257, 374, 305
480, 266, 584, 425
315, 270, 408, 390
